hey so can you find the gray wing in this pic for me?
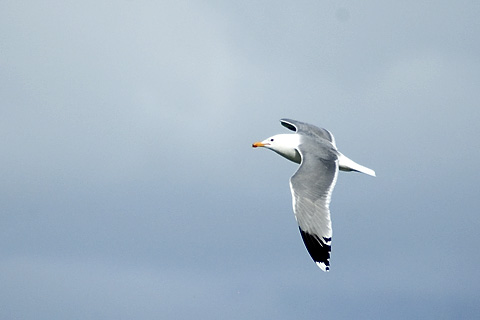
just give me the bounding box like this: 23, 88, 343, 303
290, 142, 339, 272
280, 118, 336, 147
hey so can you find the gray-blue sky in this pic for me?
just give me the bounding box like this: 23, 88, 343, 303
1, 1, 479, 319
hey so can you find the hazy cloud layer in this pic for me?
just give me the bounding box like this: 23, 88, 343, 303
1, 1, 479, 319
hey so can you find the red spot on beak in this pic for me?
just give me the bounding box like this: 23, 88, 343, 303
252, 142, 266, 148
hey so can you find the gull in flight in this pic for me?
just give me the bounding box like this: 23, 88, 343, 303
252, 119, 375, 271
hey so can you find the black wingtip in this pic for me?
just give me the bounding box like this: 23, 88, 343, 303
280, 119, 297, 132
299, 228, 331, 271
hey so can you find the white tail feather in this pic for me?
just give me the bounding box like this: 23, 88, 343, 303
338, 153, 376, 177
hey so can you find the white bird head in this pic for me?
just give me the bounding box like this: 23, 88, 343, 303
252, 134, 302, 164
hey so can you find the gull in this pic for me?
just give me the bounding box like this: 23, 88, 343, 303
252, 119, 375, 271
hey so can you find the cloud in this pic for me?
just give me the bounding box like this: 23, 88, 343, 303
1, 1, 480, 319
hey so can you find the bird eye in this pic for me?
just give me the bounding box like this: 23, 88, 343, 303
270, 138, 274, 142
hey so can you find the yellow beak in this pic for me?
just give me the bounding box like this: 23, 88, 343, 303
252, 141, 268, 148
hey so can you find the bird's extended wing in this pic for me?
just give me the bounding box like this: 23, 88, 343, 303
290, 146, 338, 271
280, 118, 336, 147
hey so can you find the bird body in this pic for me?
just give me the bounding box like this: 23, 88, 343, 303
252, 119, 375, 271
